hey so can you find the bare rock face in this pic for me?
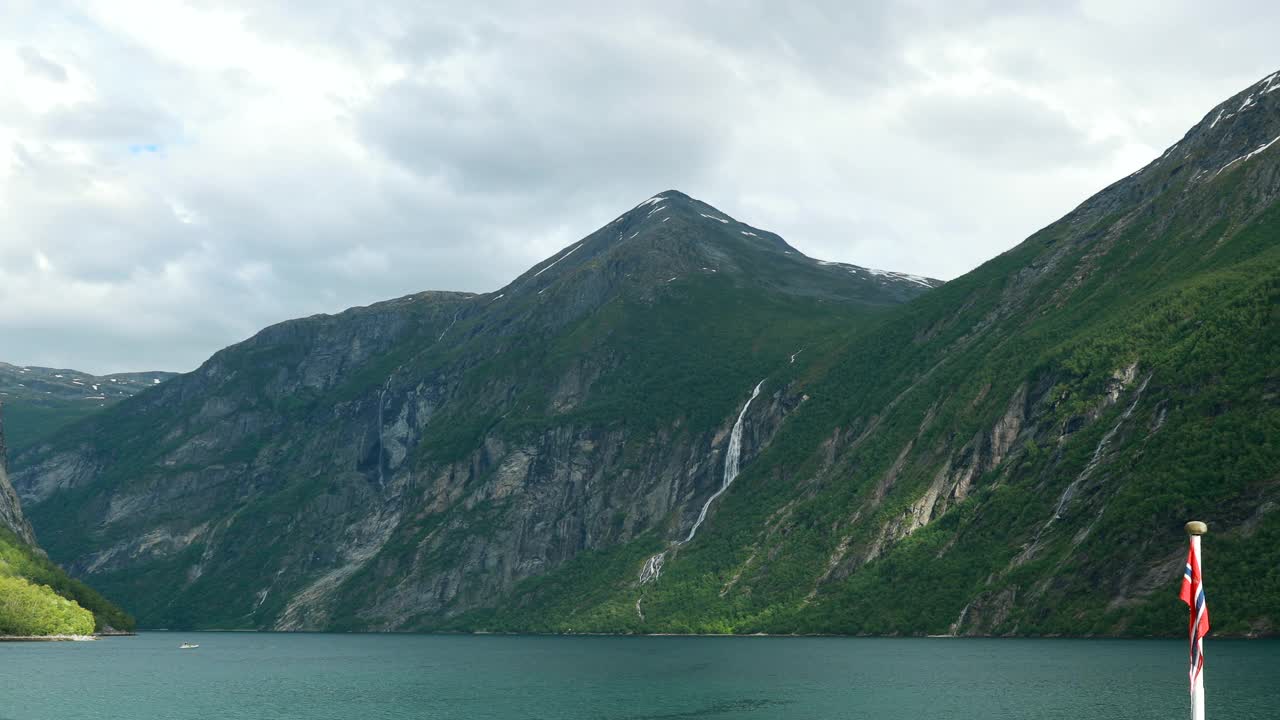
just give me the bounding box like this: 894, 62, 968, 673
0, 404, 37, 545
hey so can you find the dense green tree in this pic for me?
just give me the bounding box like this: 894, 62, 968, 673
0, 574, 95, 636
0, 527, 135, 634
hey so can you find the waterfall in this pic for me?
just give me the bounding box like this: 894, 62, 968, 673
373, 307, 463, 492
1050, 374, 1150, 521
639, 552, 664, 585
1008, 373, 1154, 570
950, 601, 972, 636
438, 308, 462, 342
683, 380, 764, 543
639, 380, 764, 584
376, 379, 390, 488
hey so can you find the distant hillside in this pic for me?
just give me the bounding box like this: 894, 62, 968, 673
0, 363, 175, 456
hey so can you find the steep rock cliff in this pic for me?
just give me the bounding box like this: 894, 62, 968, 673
0, 405, 37, 545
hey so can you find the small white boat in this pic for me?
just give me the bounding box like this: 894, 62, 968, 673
179, 642, 199, 649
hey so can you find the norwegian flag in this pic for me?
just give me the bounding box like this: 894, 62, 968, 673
1179, 535, 1209, 720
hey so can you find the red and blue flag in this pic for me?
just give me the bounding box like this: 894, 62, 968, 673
1179, 535, 1209, 719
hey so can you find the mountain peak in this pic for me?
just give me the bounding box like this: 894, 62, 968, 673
609, 189, 728, 228
649, 189, 693, 202
1058, 69, 1280, 232
1126, 69, 1280, 187
500, 191, 940, 307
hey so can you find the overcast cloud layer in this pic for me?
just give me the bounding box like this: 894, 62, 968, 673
2, 1, 1278, 374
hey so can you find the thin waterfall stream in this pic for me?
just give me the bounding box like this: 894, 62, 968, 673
375, 304, 466, 490
377, 379, 390, 488
639, 380, 764, 585
1011, 373, 1153, 567
1049, 373, 1151, 522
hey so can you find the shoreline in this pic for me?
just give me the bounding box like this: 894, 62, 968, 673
0, 634, 97, 642
127, 628, 1277, 640
0, 631, 137, 642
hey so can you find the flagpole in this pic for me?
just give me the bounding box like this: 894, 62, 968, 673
1186, 521, 1208, 720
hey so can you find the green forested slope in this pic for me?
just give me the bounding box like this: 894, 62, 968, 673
446, 72, 1280, 637
0, 527, 134, 635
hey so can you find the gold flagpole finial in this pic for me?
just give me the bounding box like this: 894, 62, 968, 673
1185, 521, 1208, 536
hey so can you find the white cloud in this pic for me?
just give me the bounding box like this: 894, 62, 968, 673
1, 0, 1278, 373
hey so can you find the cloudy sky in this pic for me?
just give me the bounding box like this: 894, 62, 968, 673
2, 1, 1277, 374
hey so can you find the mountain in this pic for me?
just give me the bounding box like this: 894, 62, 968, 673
11, 190, 937, 630
0, 407, 134, 635
449, 72, 1280, 637
15, 70, 1280, 638
0, 363, 176, 457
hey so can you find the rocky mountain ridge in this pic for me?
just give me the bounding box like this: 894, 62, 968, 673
13, 190, 934, 630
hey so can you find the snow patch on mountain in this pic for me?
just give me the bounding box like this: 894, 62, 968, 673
532, 243, 583, 279
1214, 134, 1280, 178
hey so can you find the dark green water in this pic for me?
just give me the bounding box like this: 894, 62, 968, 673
1, 633, 1277, 719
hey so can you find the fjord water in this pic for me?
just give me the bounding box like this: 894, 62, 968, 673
2, 634, 1277, 719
